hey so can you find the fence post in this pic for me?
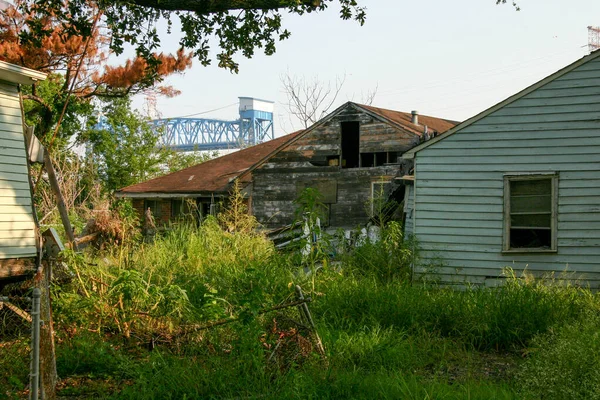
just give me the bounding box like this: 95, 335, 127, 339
295, 285, 326, 357
30, 288, 41, 400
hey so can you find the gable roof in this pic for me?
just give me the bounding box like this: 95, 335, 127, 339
235, 102, 459, 180
403, 49, 600, 159
358, 104, 458, 135
116, 130, 303, 197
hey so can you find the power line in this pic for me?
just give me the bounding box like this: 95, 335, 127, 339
162, 102, 239, 119
377, 45, 586, 99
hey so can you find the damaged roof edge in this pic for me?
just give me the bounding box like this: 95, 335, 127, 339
114, 192, 228, 199
402, 49, 600, 160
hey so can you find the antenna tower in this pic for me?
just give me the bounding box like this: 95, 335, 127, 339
588, 26, 600, 53
144, 92, 161, 120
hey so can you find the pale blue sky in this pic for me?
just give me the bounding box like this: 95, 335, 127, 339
132, 0, 599, 136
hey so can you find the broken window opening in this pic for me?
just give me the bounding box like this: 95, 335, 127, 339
375, 152, 387, 167
361, 152, 375, 168
360, 151, 401, 168
327, 155, 340, 166
172, 198, 197, 218
341, 121, 360, 168
144, 199, 162, 220
504, 174, 557, 252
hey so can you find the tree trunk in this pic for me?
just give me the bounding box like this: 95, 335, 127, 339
43, 151, 78, 250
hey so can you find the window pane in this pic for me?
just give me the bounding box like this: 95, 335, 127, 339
510, 194, 551, 213
510, 213, 551, 228
511, 179, 551, 196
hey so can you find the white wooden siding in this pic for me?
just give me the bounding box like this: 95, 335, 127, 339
411, 55, 600, 288
0, 82, 37, 259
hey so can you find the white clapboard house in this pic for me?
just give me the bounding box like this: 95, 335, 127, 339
0, 60, 46, 280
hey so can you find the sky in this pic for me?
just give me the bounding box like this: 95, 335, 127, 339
131, 0, 600, 137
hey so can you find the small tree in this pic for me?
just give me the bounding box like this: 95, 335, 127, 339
0, 1, 192, 149
82, 97, 172, 193
218, 180, 258, 234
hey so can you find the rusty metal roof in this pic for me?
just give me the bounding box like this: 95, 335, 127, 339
117, 131, 303, 196
358, 104, 458, 135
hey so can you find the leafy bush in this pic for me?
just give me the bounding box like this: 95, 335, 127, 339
54, 219, 291, 342
342, 221, 413, 282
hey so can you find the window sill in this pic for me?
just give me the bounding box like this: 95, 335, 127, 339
501, 249, 557, 254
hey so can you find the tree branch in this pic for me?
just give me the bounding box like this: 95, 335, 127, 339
22, 94, 51, 112
121, 0, 321, 13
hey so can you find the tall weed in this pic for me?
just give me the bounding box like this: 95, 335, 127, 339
516, 313, 600, 399
312, 273, 594, 350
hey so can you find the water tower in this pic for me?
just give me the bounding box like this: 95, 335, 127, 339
238, 97, 275, 146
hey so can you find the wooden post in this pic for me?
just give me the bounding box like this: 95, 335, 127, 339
295, 285, 326, 357
43, 151, 77, 250
37, 261, 57, 400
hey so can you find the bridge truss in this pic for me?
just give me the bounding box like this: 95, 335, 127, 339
151, 108, 275, 151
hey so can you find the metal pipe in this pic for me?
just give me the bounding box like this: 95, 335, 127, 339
411, 110, 419, 125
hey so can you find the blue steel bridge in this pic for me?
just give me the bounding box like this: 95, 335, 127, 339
150, 97, 275, 151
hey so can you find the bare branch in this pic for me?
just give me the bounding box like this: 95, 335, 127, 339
280, 71, 346, 128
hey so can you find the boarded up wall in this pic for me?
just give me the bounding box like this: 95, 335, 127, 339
411, 55, 600, 288
0, 81, 36, 259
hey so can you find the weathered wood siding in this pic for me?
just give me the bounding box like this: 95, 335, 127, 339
0, 81, 36, 259
411, 56, 600, 287
253, 104, 415, 228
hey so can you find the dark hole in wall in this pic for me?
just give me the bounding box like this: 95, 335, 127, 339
375, 152, 387, 166
361, 152, 374, 167
510, 228, 551, 249
341, 121, 360, 168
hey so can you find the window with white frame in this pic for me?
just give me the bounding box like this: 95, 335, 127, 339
503, 174, 558, 252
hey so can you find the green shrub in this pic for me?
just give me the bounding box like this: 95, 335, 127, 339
342, 221, 413, 282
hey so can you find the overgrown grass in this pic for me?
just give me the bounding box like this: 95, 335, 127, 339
516, 313, 600, 399
311, 272, 591, 351
41, 220, 600, 399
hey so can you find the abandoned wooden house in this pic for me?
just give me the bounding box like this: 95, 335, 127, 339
247, 102, 457, 228
118, 102, 457, 230
402, 49, 600, 288
0, 61, 46, 281
115, 131, 303, 224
